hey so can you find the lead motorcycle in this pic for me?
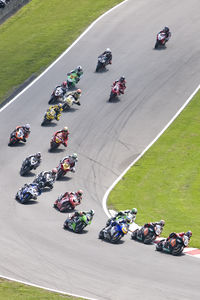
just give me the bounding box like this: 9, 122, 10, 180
54, 193, 80, 212
99, 221, 128, 243
154, 32, 168, 49
20, 156, 40, 176
131, 224, 163, 244
156, 234, 190, 255
48, 86, 65, 104
8, 128, 25, 146
63, 211, 94, 233
15, 183, 41, 204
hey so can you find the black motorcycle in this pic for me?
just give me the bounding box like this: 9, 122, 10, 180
131, 224, 162, 244
156, 235, 189, 255
96, 54, 110, 72
20, 157, 40, 176
33, 173, 54, 190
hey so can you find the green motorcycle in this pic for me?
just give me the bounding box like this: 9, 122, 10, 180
63, 210, 94, 233
67, 72, 80, 88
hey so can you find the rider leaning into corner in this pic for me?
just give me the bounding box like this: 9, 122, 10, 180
60, 153, 78, 173
58, 189, 83, 205
165, 230, 192, 250
99, 48, 112, 64
13, 124, 31, 142
67, 66, 83, 83
67, 89, 82, 105
159, 26, 171, 42
48, 104, 63, 120
113, 76, 126, 94
54, 127, 69, 147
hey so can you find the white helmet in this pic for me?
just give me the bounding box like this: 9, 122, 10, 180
106, 48, 111, 53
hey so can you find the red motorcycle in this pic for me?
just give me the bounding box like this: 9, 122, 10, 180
54, 193, 80, 212
109, 82, 123, 102
8, 128, 25, 146
154, 32, 167, 49
56, 159, 72, 179
50, 132, 67, 151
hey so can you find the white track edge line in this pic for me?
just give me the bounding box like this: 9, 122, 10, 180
102, 83, 200, 217
0, 0, 129, 113
0, 275, 97, 300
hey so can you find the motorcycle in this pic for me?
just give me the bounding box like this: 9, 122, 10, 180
33, 172, 54, 190
15, 184, 40, 204
41, 107, 57, 126
131, 224, 162, 244
156, 235, 189, 255
50, 133, 66, 151
8, 128, 25, 146
96, 54, 109, 72
20, 157, 40, 176
61, 95, 80, 111
56, 160, 72, 180
48, 86, 65, 104
154, 32, 167, 49
63, 212, 93, 233
99, 221, 128, 243
67, 72, 80, 89
54, 193, 80, 212
109, 82, 121, 102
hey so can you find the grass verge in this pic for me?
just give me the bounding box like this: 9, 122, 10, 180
108, 89, 200, 248
0, 278, 86, 300
0, 0, 122, 104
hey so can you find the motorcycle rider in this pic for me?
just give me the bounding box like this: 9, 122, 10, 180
136, 220, 165, 239
66, 89, 82, 105
159, 26, 171, 42
67, 66, 83, 83
20, 182, 42, 199
48, 104, 63, 121
99, 48, 112, 64
54, 81, 68, 96
53, 127, 69, 147
21, 152, 41, 171
106, 208, 137, 226
71, 209, 95, 222
57, 189, 83, 205
34, 168, 58, 189
163, 230, 192, 252
60, 153, 78, 173
113, 76, 126, 94
12, 124, 31, 142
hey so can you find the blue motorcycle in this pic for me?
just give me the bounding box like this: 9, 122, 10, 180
99, 221, 128, 243
15, 183, 41, 204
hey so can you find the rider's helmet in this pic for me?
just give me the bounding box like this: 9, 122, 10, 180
163, 26, 169, 33
36, 152, 41, 159
106, 48, 111, 53
131, 208, 137, 215
52, 168, 58, 174
159, 220, 165, 227
76, 89, 82, 95
62, 81, 67, 88
72, 153, 78, 161
24, 124, 31, 132
77, 189, 83, 197
186, 231, 192, 238
58, 103, 63, 109
76, 66, 83, 74
63, 126, 69, 133
90, 209, 95, 216
126, 215, 132, 224
119, 76, 125, 83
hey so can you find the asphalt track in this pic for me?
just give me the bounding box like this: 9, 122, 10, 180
0, 1, 200, 299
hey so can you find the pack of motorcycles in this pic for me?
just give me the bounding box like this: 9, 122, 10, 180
11, 32, 187, 255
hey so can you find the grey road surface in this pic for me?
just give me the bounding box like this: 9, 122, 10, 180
0, 1, 200, 299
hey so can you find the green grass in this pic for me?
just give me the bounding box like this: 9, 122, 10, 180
0, 0, 122, 104
108, 90, 200, 248
0, 278, 86, 300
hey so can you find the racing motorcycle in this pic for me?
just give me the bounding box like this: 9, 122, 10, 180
41, 107, 57, 126
54, 193, 80, 212
33, 172, 54, 190
96, 54, 109, 72
154, 32, 167, 49
48, 86, 65, 104
8, 128, 25, 146
56, 160, 72, 180
67, 72, 80, 89
109, 82, 121, 102
20, 157, 40, 176
49, 133, 66, 151
63, 212, 93, 233
131, 224, 162, 244
15, 183, 41, 204
156, 235, 190, 255
61, 95, 80, 111
99, 221, 128, 243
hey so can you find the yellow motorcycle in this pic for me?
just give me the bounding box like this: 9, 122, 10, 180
41, 107, 61, 126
